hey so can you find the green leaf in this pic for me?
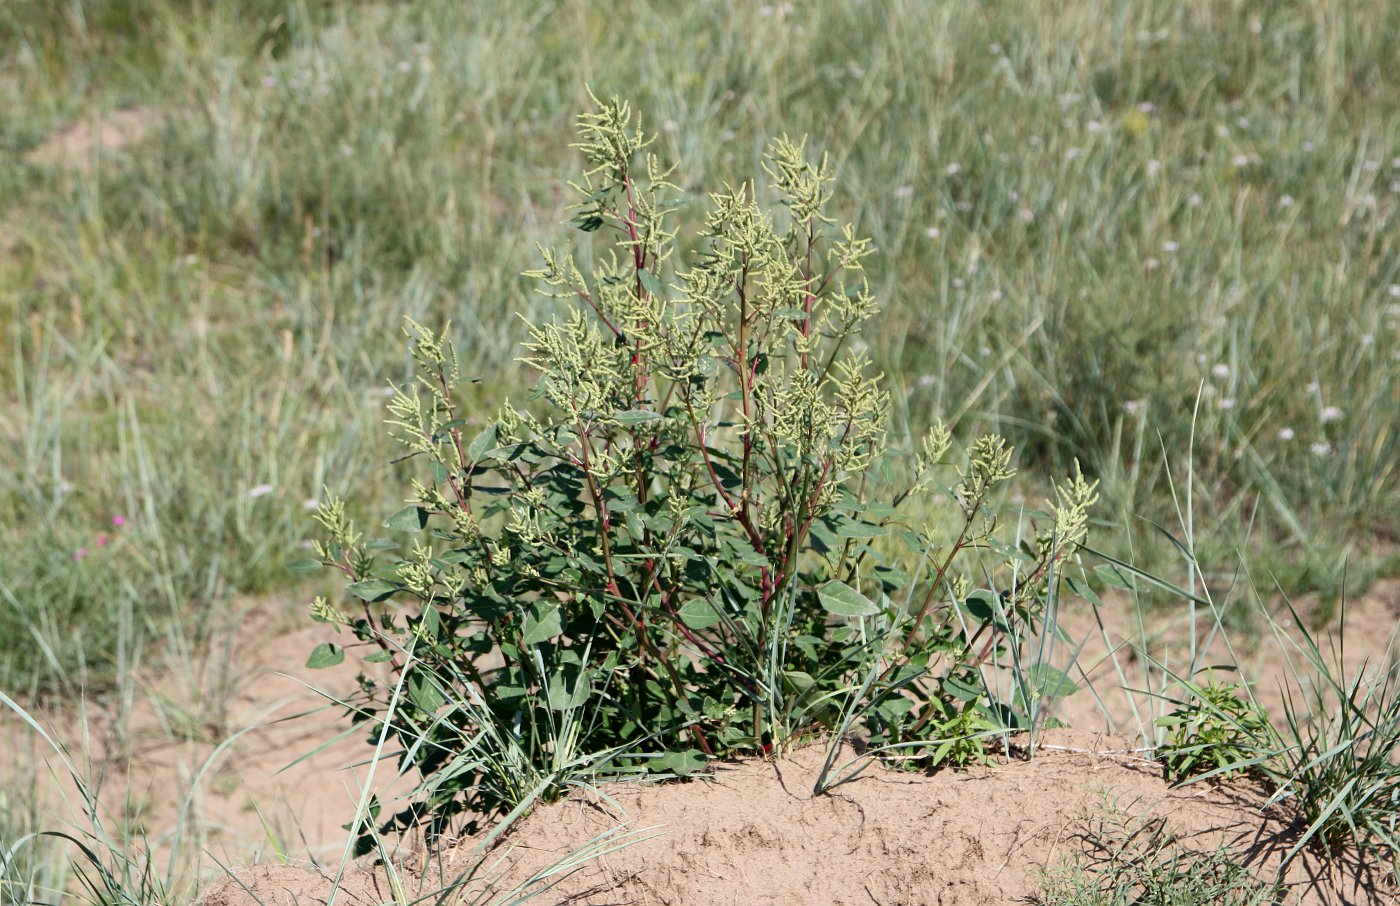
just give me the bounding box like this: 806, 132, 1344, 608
546, 668, 590, 711
287, 559, 321, 574
521, 601, 563, 646
306, 643, 345, 669
818, 580, 880, 617
638, 269, 662, 296
1026, 664, 1079, 700
348, 578, 397, 602
677, 599, 722, 629
653, 749, 707, 776
384, 505, 428, 532
1094, 564, 1139, 590
467, 424, 498, 460
615, 409, 665, 426
1064, 574, 1102, 605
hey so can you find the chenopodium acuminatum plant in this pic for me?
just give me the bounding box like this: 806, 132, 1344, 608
309, 90, 1099, 842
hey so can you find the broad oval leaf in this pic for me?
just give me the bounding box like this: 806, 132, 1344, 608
348, 578, 398, 602
384, 505, 428, 532
306, 642, 345, 669
818, 580, 880, 617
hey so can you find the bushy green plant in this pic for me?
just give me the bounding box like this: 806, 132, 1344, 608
310, 93, 1098, 842
1155, 676, 1272, 784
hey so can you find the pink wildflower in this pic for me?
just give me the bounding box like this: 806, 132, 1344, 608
112, 515, 127, 527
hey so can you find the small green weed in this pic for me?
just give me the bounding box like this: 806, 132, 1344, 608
1041, 807, 1282, 906
1155, 676, 1273, 784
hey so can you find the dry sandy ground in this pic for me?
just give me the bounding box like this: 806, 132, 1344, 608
5, 600, 406, 874
202, 734, 1389, 906
11, 583, 1393, 905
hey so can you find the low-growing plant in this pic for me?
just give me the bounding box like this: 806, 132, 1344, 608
310, 92, 1099, 843
1041, 806, 1282, 906
1155, 675, 1273, 784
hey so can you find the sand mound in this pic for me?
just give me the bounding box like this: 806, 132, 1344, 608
201, 733, 1389, 906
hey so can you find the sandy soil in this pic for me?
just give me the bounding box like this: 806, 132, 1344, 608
201, 734, 1389, 906
10, 581, 1398, 904
6, 599, 405, 874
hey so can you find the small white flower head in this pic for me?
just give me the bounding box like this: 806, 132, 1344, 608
1310, 442, 1332, 457
894, 185, 914, 199
1018, 207, 1034, 222
1065, 147, 1082, 161
952, 277, 965, 288
1320, 406, 1343, 422
1145, 257, 1160, 270
57, 480, 75, 494
1215, 124, 1231, 138
663, 119, 679, 134
1232, 154, 1251, 167
1279, 195, 1295, 208
1387, 303, 1400, 317
979, 345, 992, 357
847, 62, 865, 79
1188, 192, 1203, 207
1360, 333, 1375, 346
1387, 284, 1400, 297
1391, 180, 1400, 194
945, 162, 961, 176
1137, 101, 1157, 114
303, 497, 321, 511
1086, 120, 1105, 134
1123, 400, 1143, 415
1363, 159, 1380, 172
249, 483, 275, 499
1146, 159, 1161, 176
1211, 363, 1230, 379
1277, 427, 1295, 441
1219, 397, 1236, 410
917, 374, 937, 387
1305, 380, 1321, 393
1302, 140, 1315, 152
261, 75, 278, 89
1195, 352, 1208, 365
989, 289, 1004, 301
1008, 190, 1020, 202
1162, 240, 1179, 253
1029, 135, 1043, 147
1236, 116, 1251, 129
396, 60, 412, 73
